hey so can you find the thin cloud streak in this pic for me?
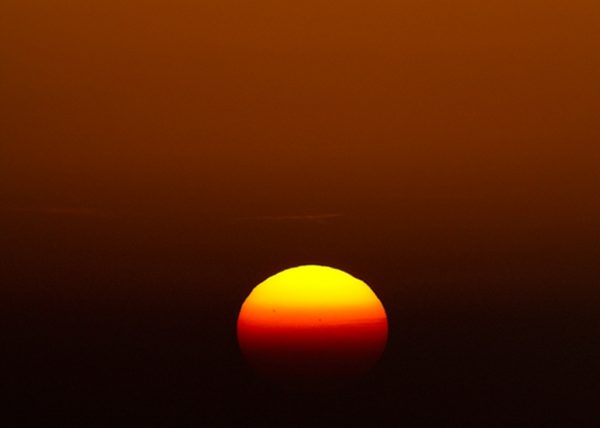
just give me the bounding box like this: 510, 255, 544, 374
1, 205, 115, 218
234, 213, 344, 223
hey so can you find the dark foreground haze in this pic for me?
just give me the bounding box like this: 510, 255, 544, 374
4, 212, 598, 425
2, 0, 599, 425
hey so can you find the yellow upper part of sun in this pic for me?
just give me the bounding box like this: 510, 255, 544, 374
238, 265, 387, 326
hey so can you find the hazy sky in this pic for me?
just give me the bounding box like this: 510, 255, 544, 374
2, 1, 599, 302
3, 5, 599, 425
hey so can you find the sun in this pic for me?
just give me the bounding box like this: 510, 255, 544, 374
237, 265, 388, 384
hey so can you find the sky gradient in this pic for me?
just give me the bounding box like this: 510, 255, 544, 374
2, 1, 599, 425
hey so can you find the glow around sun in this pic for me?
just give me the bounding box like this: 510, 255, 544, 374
237, 265, 388, 384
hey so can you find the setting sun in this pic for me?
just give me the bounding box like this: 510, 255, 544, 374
237, 265, 388, 384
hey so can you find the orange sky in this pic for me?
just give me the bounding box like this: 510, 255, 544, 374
1, 1, 599, 303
